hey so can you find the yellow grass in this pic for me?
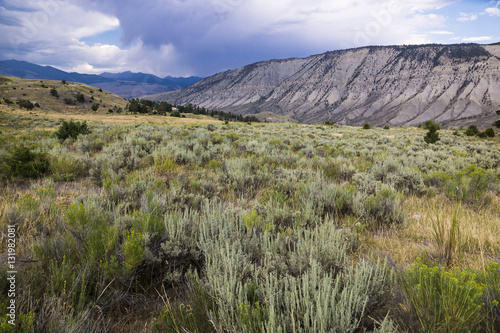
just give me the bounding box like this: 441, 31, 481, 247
0, 75, 224, 125
367, 195, 500, 270
1, 104, 223, 125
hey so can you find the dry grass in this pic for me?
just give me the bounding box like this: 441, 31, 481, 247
367, 195, 500, 270
0, 75, 224, 125
0, 104, 223, 125
0, 75, 128, 112
13, 108, 223, 125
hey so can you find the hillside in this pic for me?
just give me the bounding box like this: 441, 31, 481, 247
0, 75, 128, 114
0, 75, 225, 127
145, 43, 500, 128
0, 60, 202, 98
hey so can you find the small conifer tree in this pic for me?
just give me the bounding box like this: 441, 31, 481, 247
424, 120, 440, 144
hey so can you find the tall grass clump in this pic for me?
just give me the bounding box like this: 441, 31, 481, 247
430, 204, 462, 267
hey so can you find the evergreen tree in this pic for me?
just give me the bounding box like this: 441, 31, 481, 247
424, 121, 440, 144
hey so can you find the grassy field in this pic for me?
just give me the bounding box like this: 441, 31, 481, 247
0, 103, 499, 332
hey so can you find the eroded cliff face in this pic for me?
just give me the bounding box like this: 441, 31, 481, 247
146, 43, 500, 127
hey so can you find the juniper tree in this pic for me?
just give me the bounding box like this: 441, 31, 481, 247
424, 120, 440, 144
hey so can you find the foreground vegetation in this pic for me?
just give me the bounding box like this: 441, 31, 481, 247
0, 109, 499, 332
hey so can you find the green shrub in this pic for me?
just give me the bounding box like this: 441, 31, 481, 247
425, 171, 452, 188
482, 262, 500, 331
0, 299, 35, 332
50, 88, 59, 98
484, 128, 495, 138
54, 120, 91, 141
363, 123, 371, 129
494, 120, 500, 128
76, 134, 104, 153
63, 98, 76, 105
465, 124, 479, 136
365, 187, 405, 227
371, 159, 424, 195
400, 259, 487, 332
154, 274, 216, 333
154, 153, 177, 174
91, 102, 100, 111
383, 125, 390, 130
0, 144, 50, 179
122, 228, 145, 273
445, 164, 496, 208
76, 93, 85, 103
209, 133, 223, 144
49, 145, 90, 177
225, 132, 239, 142
18, 99, 35, 110
242, 209, 271, 232
51, 173, 75, 182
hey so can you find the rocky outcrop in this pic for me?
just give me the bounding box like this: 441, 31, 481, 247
145, 43, 500, 127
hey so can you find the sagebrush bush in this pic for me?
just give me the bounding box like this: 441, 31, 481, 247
445, 164, 496, 208
371, 159, 425, 195
3, 115, 500, 331
364, 187, 405, 227
48, 145, 90, 177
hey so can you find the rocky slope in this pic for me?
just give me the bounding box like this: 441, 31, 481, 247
145, 43, 500, 127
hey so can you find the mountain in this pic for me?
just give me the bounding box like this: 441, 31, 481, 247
97, 71, 202, 98
99, 71, 201, 87
0, 60, 202, 98
144, 43, 500, 128
0, 60, 112, 84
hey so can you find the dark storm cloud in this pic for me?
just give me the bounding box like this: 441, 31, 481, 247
3, 0, 494, 77
67, 0, 352, 75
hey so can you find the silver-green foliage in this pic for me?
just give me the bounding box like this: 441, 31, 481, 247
160, 203, 392, 332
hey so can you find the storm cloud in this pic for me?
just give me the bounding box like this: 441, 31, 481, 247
0, 0, 498, 76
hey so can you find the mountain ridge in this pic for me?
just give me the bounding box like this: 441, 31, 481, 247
144, 43, 500, 128
0, 60, 202, 98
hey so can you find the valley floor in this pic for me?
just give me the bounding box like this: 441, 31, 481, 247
1, 108, 499, 332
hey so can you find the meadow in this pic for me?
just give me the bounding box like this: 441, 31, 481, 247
0, 108, 499, 332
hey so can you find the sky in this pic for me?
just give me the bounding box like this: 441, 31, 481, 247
0, 0, 499, 77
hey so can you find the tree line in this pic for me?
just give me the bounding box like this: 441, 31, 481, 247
126, 99, 260, 122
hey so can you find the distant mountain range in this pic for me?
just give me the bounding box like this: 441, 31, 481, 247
0, 60, 202, 98
145, 42, 500, 128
